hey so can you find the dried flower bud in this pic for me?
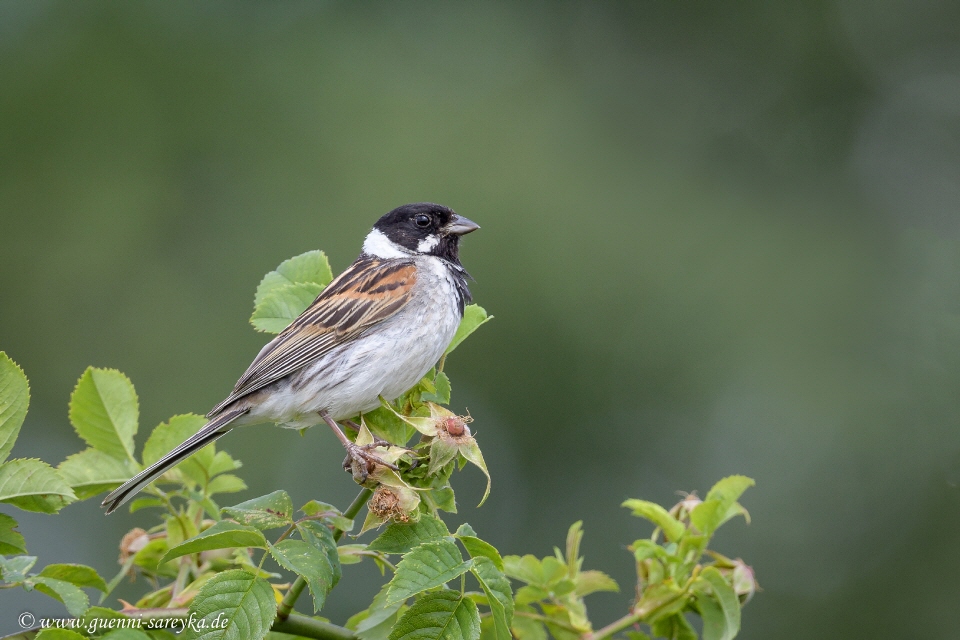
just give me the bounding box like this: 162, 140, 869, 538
368, 486, 410, 523
119, 528, 149, 565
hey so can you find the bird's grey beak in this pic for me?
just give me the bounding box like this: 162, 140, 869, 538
446, 215, 480, 236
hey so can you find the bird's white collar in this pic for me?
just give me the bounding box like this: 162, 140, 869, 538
362, 228, 414, 259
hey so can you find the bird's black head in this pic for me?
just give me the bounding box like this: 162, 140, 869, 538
366, 202, 479, 263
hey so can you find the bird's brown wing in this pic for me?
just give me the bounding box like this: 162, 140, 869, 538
207, 257, 418, 416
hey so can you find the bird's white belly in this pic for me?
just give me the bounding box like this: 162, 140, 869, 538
245, 259, 461, 428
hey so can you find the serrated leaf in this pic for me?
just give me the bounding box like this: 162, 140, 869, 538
695, 567, 740, 640
351, 582, 405, 640
207, 474, 247, 495
0, 513, 26, 555
651, 615, 697, 640
295, 520, 342, 587
421, 372, 451, 405
69, 367, 139, 462
38, 563, 107, 592
700, 476, 755, 531
142, 414, 214, 485
0, 352, 29, 464
254, 250, 333, 306
1, 554, 37, 583
456, 532, 503, 572
511, 605, 547, 640
386, 539, 473, 605
58, 448, 134, 500
389, 590, 480, 640
251, 282, 323, 333
269, 539, 336, 612
457, 440, 491, 507
368, 512, 450, 554
183, 569, 276, 640
364, 405, 418, 446
445, 305, 492, 355
209, 450, 242, 477
575, 570, 619, 596
471, 557, 513, 640
28, 575, 90, 617
0, 458, 76, 512
160, 521, 268, 564
129, 497, 165, 513
222, 490, 294, 529
502, 555, 567, 587
622, 499, 686, 542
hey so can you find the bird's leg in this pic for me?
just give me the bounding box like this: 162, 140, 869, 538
319, 411, 398, 483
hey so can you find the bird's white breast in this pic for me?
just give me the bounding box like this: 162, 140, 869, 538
246, 256, 462, 428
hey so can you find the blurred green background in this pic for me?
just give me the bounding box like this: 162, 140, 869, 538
2, 1, 960, 637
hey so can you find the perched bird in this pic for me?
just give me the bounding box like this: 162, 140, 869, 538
102, 203, 479, 514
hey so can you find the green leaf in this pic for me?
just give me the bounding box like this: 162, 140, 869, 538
369, 513, 450, 554
502, 555, 567, 587
0, 513, 26, 555
386, 539, 473, 605
1, 554, 37, 583
58, 448, 134, 500
183, 569, 276, 640
455, 528, 503, 572
445, 305, 492, 355
160, 521, 268, 565
129, 497, 166, 513
622, 499, 686, 542
207, 474, 248, 495
254, 250, 333, 306
300, 500, 353, 532
27, 575, 90, 617
251, 282, 323, 333
209, 451, 242, 476
389, 590, 480, 640
624, 632, 652, 640
295, 520, 342, 587
269, 539, 336, 612
69, 367, 139, 462
0, 458, 76, 512
35, 630, 90, 640
695, 567, 740, 640
79, 607, 133, 633
421, 372, 452, 405
457, 440, 491, 506
142, 414, 214, 485
651, 615, 697, 640
574, 570, 619, 596
694, 476, 755, 532
364, 405, 417, 446
38, 563, 107, 592
0, 352, 29, 464
511, 606, 547, 640
221, 490, 294, 530
471, 557, 513, 640
351, 582, 405, 640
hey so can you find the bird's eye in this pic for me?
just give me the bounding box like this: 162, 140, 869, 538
414, 214, 431, 228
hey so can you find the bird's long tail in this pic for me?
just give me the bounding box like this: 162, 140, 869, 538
101, 407, 248, 514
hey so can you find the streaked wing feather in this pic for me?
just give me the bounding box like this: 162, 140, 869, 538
207, 258, 417, 415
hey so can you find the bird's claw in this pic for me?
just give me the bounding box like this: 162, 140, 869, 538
342, 441, 399, 483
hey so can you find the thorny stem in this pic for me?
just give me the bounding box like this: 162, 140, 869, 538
275, 487, 373, 623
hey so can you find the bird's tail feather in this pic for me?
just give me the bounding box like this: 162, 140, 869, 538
101, 408, 248, 514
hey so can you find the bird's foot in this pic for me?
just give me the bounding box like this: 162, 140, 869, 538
342, 440, 399, 484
